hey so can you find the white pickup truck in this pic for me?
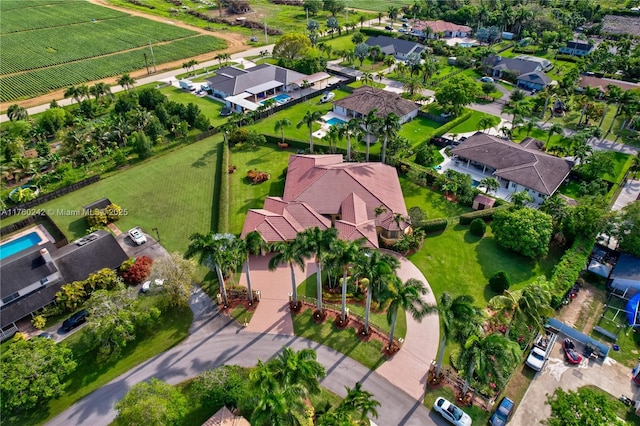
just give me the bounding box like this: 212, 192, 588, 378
526, 331, 557, 372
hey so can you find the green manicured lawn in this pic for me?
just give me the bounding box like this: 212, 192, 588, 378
296, 275, 407, 340
400, 176, 473, 219
4, 302, 192, 426
408, 225, 562, 305
230, 305, 254, 326
603, 151, 634, 183
399, 116, 444, 148
228, 144, 294, 234
8, 136, 222, 254
292, 309, 387, 370
159, 86, 228, 127
511, 127, 567, 147
448, 110, 501, 135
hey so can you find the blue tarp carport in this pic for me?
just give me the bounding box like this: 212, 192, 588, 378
626, 293, 640, 327
546, 318, 610, 359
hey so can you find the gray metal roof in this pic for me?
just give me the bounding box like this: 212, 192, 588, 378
206, 64, 307, 96
517, 71, 552, 85
611, 253, 640, 282
365, 35, 425, 56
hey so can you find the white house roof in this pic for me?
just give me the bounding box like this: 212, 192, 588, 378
246, 80, 282, 94
225, 93, 259, 111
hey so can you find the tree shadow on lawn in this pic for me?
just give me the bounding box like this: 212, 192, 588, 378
66, 217, 90, 240
191, 148, 218, 168
475, 236, 540, 290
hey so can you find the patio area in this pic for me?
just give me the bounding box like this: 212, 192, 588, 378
312, 112, 349, 139
437, 148, 514, 201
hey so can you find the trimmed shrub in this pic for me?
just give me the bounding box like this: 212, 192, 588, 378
121, 256, 153, 285
459, 205, 509, 225
420, 218, 447, 233
104, 204, 123, 222
86, 209, 107, 228
470, 218, 486, 237
32, 315, 46, 330
489, 271, 511, 293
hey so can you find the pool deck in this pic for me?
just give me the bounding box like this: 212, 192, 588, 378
0, 224, 54, 248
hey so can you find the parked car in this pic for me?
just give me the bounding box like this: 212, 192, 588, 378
142, 278, 165, 293
398, 28, 408, 33
385, 25, 393, 30
401, 17, 408, 22
35, 332, 54, 340
489, 397, 514, 426
433, 397, 472, 426
320, 92, 335, 103
402, 23, 409, 27
128, 227, 147, 245
526, 346, 546, 371
480, 76, 495, 83
61, 310, 88, 332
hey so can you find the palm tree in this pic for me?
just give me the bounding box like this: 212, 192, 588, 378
509, 190, 533, 207
274, 118, 291, 144
296, 227, 339, 314
340, 382, 380, 422
380, 112, 400, 164
489, 283, 552, 337
7, 104, 28, 122
421, 56, 438, 84
343, 118, 361, 162
64, 85, 81, 104
403, 78, 424, 96
523, 118, 538, 137
352, 250, 399, 334
185, 232, 236, 306
546, 123, 564, 145
270, 347, 325, 396
386, 277, 436, 350
458, 333, 522, 395
387, 6, 399, 24
479, 177, 500, 195
297, 110, 322, 153
383, 54, 396, 71
325, 124, 341, 154
362, 109, 381, 162
268, 240, 306, 308
434, 293, 479, 378
239, 231, 269, 305
477, 117, 495, 133
361, 72, 374, 87
117, 73, 135, 91
330, 239, 364, 322
249, 361, 307, 426
577, 86, 600, 126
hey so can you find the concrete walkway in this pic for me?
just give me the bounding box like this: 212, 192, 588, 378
238, 254, 315, 336
47, 287, 438, 426
612, 179, 640, 211
376, 250, 440, 400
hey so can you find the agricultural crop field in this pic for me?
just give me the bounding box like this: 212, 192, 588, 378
0, 0, 226, 102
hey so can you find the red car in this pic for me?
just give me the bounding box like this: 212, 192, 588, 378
563, 339, 583, 364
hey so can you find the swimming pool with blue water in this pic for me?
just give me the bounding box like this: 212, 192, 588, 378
0, 232, 42, 260
326, 117, 346, 126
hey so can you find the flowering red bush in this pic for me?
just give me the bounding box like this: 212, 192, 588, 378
121, 256, 153, 285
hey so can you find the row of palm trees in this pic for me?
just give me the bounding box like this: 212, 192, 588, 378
186, 228, 434, 349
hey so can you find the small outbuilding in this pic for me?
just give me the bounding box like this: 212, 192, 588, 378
472, 194, 495, 210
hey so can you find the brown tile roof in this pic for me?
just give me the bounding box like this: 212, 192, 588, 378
202, 406, 250, 426
411, 20, 472, 34
332, 87, 419, 119
241, 155, 409, 246
451, 132, 574, 196
579, 76, 640, 92
474, 194, 496, 207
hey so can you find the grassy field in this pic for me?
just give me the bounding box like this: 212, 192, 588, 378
292, 309, 387, 370
0, 0, 228, 102
448, 110, 501, 135
228, 144, 294, 234
3, 300, 192, 426
408, 224, 562, 305
398, 116, 443, 148
159, 86, 228, 127
400, 176, 473, 220
5, 136, 223, 254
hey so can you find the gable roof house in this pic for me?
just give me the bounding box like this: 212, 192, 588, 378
0, 230, 128, 336
451, 132, 574, 204
558, 41, 594, 56
482, 55, 543, 79
578, 75, 640, 98
206, 64, 310, 113
364, 35, 425, 60
332, 86, 419, 124
517, 71, 553, 91
241, 155, 410, 247
410, 20, 472, 38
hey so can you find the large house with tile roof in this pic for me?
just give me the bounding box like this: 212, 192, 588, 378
1, 230, 128, 338
241, 155, 410, 248
410, 20, 472, 38
451, 132, 574, 204
332, 86, 419, 124
364, 35, 426, 60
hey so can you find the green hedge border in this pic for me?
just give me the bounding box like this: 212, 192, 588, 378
459, 205, 509, 225
218, 141, 230, 233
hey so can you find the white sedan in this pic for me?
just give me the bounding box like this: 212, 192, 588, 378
526, 346, 546, 371
433, 397, 472, 426
142, 278, 164, 293
128, 227, 147, 245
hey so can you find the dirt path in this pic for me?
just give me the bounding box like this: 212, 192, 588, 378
555, 283, 606, 332
1, 0, 248, 110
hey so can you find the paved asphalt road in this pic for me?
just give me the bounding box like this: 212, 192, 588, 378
47, 288, 448, 426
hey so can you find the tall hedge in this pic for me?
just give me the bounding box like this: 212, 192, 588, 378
419, 218, 448, 233
549, 236, 591, 294
217, 141, 230, 233
459, 205, 509, 225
